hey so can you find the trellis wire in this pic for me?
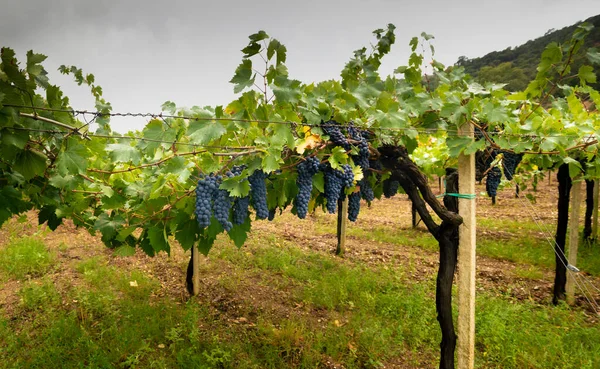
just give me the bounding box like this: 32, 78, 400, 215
502, 164, 600, 314
5, 103, 597, 139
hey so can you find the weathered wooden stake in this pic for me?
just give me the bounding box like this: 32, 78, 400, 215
592, 180, 599, 240
457, 123, 476, 369
566, 180, 582, 305
192, 244, 200, 296
336, 197, 348, 255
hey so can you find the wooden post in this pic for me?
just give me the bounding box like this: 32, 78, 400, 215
592, 180, 599, 240
566, 180, 582, 305
336, 198, 348, 255
457, 123, 476, 369
192, 244, 200, 296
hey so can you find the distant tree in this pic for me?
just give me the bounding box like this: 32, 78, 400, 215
455, 55, 469, 67
476, 62, 529, 91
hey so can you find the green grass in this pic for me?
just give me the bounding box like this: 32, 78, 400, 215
18, 277, 62, 312
318, 215, 600, 277
1, 214, 599, 368
0, 237, 54, 280
211, 238, 600, 369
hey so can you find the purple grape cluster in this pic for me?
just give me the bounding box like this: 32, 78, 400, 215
502, 152, 523, 181
348, 192, 361, 222
323, 164, 354, 214
321, 120, 350, 149
249, 170, 269, 219
382, 178, 400, 198
486, 167, 502, 197
348, 125, 374, 201
194, 174, 220, 228
295, 156, 321, 219
214, 183, 233, 231
229, 166, 250, 225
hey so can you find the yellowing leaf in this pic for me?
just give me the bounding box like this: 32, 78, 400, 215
295, 134, 322, 154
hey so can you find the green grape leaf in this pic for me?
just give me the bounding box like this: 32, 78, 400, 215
539, 136, 561, 152
242, 42, 261, 57
174, 216, 199, 251
0, 128, 28, 149
113, 245, 136, 257
148, 227, 170, 254
38, 205, 62, 230
462, 138, 485, 155
267, 38, 287, 65
483, 102, 509, 123
220, 177, 250, 197
563, 157, 583, 178
578, 65, 596, 85
106, 143, 142, 164
230, 59, 255, 93
13, 149, 47, 180
162, 156, 192, 183
197, 235, 215, 256
262, 148, 282, 173
228, 217, 251, 248
249, 30, 269, 42
94, 213, 125, 242
49, 174, 78, 190
141, 119, 176, 151
587, 48, 600, 65
161, 101, 177, 114
0, 186, 27, 226
188, 121, 226, 145
313, 172, 325, 193
446, 136, 472, 157
272, 81, 302, 104
328, 146, 349, 169
56, 139, 88, 175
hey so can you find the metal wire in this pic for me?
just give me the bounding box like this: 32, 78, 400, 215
10, 126, 256, 151
5, 103, 597, 139
502, 164, 600, 314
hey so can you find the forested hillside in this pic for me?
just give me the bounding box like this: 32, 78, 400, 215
455, 14, 600, 90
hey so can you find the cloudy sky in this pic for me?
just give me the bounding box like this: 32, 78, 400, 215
2, 0, 598, 132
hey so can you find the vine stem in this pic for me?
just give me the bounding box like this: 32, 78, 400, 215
19, 112, 91, 140
521, 38, 580, 123
87, 150, 208, 175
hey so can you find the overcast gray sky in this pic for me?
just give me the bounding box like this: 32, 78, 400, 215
2, 0, 598, 132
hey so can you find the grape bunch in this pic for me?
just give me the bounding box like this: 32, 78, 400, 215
486, 167, 502, 197
229, 165, 250, 225
249, 170, 269, 219
348, 125, 369, 170
323, 164, 354, 214
233, 196, 250, 225
382, 178, 400, 198
347, 192, 361, 222
347, 125, 374, 202
214, 183, 233, 231
360, 180, 375, 202
321, 120, 350, 149
194, 174, 220, 228
502, 151, 523, 181
475, 150, 489, 182
295, 156, 321, 219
